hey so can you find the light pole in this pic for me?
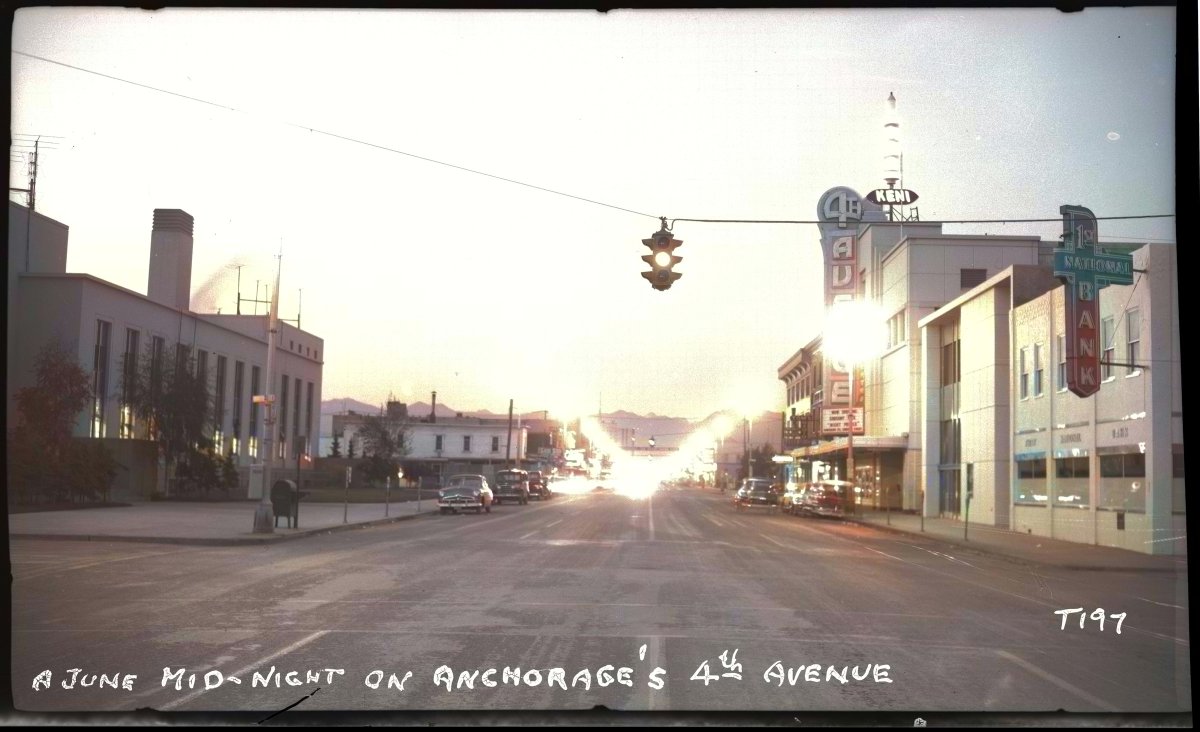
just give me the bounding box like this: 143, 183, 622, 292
252, 257, 283, 533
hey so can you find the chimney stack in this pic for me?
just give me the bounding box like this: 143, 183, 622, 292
430, 390, 437, 424
147, 209, 194, 310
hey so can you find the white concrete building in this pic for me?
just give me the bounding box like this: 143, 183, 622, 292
7, 202, 324, 500
919, 244, 1183, 555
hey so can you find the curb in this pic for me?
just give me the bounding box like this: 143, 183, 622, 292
840, 515, 1185, 573
9, 510, 439, 548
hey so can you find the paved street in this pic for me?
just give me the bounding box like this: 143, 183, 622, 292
10, 487, 1190, 716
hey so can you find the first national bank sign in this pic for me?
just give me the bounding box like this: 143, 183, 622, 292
1053, 205, 1134, 398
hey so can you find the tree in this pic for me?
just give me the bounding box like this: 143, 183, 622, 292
124, 340, 213, 488
358, 414, 408, 485
330, 433, 342, 458
8, 341, 117, 504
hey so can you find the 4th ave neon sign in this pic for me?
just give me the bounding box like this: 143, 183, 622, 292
1053, 205, 1134, 398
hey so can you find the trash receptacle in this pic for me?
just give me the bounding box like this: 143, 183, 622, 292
271, 479, 299, 528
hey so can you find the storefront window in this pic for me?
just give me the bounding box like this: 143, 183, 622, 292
1053, 456, 1090, 507
1014, 457, 1048, 505
1098, 452, 1146, 511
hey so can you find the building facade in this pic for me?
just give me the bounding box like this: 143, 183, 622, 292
7, 202, 324, 500
777, 187, 1181, 555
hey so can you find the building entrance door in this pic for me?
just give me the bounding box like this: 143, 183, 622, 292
938, 465, 961, 516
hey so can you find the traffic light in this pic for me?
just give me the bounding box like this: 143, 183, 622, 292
640, 220, 683, 291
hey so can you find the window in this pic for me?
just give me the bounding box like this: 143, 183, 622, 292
1057, 335, 1066, 391
91, 320, 112, 438
293, 375, 302, 449
492, 436, 500, 452
279, 374, 289, 457
1101, 316, 1115, 380
1126, 309, 1141, 375
1098, 452, 1147, 511
120, 328, 139, 439
249, 365, 260, 457
940, 339, 960, 387
231, 361, 244, 454
214, 355, 227, 447
196, 350, 207, 385
1019, 347, 1029, 399
1014, 458, 1048, 505
1054, 456, 1089, 507
960, 268, 987, 289
150, 336, 165, 408
435, 434, 444, 451
463, 435, 472, 452
1033, 343, 1044, 397
305, 381, 314, 449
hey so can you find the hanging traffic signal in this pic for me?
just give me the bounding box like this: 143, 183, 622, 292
640, 219, 683, 291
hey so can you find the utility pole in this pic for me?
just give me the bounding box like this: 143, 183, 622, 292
505, 399, 514, 467
235, 265, 244, 314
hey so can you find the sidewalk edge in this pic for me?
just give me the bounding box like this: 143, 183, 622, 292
9, 510, 437, 547
840, 514, 1185, 573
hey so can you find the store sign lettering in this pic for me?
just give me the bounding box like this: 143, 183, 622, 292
1053, 205, 1133, 399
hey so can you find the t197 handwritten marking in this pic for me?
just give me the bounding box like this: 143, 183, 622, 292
1054, 607, 1126, 634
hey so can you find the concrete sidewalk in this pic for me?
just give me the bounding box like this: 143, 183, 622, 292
8, 498, 442, 546
842, 507, 1187, 573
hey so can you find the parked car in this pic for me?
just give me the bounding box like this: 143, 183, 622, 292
492, 469, 530, 505
526, 470, 552, 500
438, 474, 494, 514
733, 478, 781, 512
798, 480, 853, 518
779, 483, 809, 515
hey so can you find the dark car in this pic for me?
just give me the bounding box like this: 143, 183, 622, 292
437, 474, 494, 514
733, 478, 781, 512
526, 470, 552, 500
492, 469, 530, 505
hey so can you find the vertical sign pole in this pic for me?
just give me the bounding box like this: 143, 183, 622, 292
344, 466, 351, 524
385, 476, 390, 517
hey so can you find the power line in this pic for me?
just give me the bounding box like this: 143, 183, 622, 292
13, 50, 659, 221
668, 214, 1175, 228
13, 50, 1177, 233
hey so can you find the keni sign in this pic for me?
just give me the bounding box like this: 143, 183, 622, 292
866, 188, 919, 206
1053, 205, 1134, 398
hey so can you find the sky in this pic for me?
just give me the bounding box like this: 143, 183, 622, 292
10, 7, 1177, 422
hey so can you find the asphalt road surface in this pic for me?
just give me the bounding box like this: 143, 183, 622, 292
10, 487, 1191, 717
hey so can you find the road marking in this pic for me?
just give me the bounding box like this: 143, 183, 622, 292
545, 519, 562, 528
519, 530, 539, 540
1137, 597, 1185, 609
13, 547, 199, 582
863, 547, 904, 561
995, 649, 1120, 712
759, 533, 801, 551
156, 630, 329, 711
707, 516, 725, 528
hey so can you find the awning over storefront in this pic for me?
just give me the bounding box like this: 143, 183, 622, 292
788, 435, 909, 458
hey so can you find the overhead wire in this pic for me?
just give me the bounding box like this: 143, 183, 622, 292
13, 49, 1177, 235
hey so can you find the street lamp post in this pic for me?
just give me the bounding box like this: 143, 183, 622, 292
252, 257, 283, 534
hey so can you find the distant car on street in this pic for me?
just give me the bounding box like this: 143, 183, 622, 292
526, 470, 552, 500
493, 469, 531, 505
438, 474, 494, 515
733, 478, 781, 512
779, 483, 809, 515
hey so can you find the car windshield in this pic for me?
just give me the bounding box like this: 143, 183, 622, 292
447, 476, 483, 488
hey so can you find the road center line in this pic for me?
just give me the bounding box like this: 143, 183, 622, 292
519, 530, 539, 540
994, 649, 1120, 712
545, 519, 562, 528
